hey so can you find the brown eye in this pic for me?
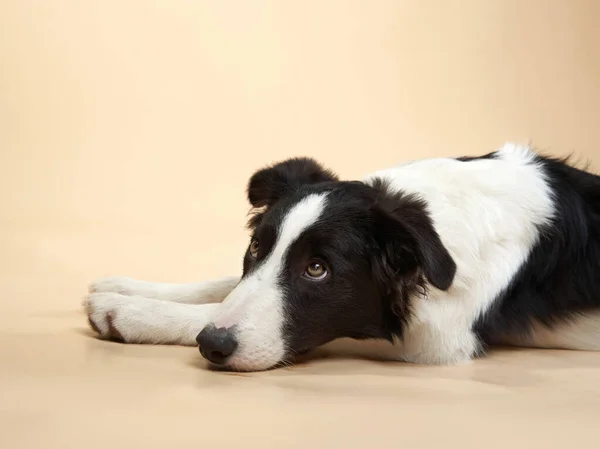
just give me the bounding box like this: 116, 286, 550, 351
249, 239, 259, 258
304, 261, 328, 281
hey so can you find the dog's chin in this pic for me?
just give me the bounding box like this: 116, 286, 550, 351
206, 355, 289, 373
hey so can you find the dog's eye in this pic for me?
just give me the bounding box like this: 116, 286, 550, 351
303, 261, 328, 281
249, 239, 259, 258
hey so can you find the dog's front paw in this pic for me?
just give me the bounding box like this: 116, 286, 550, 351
84, 292, 128, 342
88, 277, 138, 295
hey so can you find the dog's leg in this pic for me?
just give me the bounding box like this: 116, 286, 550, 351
84, 292, 220, 345
88, 276, 239, 304
398, 322, 479, 365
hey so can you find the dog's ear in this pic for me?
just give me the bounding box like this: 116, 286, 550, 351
247, 157, 338, 208
370, 180, 456, 293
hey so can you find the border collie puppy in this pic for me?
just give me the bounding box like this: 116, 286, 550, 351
85, 143, 600, 371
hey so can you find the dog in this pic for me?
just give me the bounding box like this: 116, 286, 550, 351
85, 143, 600, 371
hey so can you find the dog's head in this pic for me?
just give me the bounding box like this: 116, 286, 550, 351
196, 158, 456, 371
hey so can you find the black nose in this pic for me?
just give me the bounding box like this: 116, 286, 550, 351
196, 325, 238, 365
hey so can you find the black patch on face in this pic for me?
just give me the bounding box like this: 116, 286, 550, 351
242, 158, 457, 359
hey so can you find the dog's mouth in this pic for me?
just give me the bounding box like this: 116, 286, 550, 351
202, 355, 292, 373
205, 349, 317, 372
196, 342, 293, 372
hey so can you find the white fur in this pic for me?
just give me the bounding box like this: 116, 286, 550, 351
208, 193, 329, 371
86, 143, 599, 367
363, 143, 556, 364
84, 293, 221, 345
89, 276, 239, 304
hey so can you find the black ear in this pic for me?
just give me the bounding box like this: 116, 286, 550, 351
247, 157, 338, 208
371, 181, 456, 292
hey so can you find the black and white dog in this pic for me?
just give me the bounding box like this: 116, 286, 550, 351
85, 143, 600, 371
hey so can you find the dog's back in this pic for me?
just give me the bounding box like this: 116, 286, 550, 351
364, 143, 600, 361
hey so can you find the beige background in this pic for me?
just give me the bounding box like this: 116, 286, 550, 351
1, 1, 600, 448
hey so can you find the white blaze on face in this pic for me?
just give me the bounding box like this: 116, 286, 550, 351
211, 193, 329, 371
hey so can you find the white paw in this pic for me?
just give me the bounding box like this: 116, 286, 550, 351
84, 292, 130, 341
88, 277, 139, 295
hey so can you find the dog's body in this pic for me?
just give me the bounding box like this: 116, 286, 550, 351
86, 143, 600, 371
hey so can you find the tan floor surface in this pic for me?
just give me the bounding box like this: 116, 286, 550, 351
2, 1, 600, 448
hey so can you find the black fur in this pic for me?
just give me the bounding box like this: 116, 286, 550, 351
474, 154, 600, 343
246, 157, 338, 230
240, 151, 600, 364
242, 159, 456, 357
369, 178, 456, 291
455, 152, 496, 162
247, 157, 338, 208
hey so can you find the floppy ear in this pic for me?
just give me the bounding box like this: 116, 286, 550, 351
247, 157, 338, 208
371, 182, 456, 292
